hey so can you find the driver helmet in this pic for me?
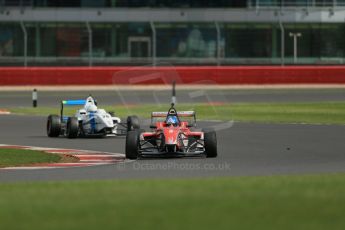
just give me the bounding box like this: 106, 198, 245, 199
85, 96, 98, 112
166, 115, 178, 126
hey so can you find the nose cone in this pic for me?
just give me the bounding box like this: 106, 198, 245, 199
99, 114, 113, 128
163, 128, 179, 145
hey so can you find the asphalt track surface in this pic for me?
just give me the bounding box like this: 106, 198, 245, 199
1, 88, 345, 182
1, 114, 345, 182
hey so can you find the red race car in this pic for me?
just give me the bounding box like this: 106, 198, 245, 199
125, 105, 217, 159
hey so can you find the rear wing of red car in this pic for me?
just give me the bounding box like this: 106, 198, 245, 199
151, 111, 196, 118
151, 111, 196, 126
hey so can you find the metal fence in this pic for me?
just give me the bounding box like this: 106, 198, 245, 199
1, 0, 345, 8
249, 0, 345, 8
1, 21, 345, 66
1, 1, 345, 66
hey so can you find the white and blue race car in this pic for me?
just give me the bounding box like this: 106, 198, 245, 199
47, 96, 140, 138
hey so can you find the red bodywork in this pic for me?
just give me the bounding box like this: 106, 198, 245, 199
142, 121, 203, 152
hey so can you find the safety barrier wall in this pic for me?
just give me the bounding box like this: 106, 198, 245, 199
1, 66, 345, 85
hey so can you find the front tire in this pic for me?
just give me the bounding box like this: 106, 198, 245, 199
127, 115, 140, 131
66, 117, 79, 139
203, 129, 217, 158
47, 115, 61, 137
126, 130, 140, 159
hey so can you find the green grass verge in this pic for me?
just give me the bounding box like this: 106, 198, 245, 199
7, 101, 345, 125
0, 149, 61, 167
0, 174, 344, 230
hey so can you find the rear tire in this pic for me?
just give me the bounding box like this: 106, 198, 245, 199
203, 129, 217, 158
127, 115, 140, 131
66, 117, 79, 139
126, 130, 140, 159
47, 115, 61, 137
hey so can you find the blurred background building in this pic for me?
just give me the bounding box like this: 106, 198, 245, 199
0, 0, 345, 66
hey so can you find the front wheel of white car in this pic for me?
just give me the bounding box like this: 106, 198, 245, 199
127, 115, 140, 131
66, 117, 79, 139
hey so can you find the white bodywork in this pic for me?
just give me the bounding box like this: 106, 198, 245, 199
75, 96, 122, 135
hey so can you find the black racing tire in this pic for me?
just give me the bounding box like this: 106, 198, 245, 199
125, 130, 140, 159
66, 117, 79, 139
203, 129, 218, 158
47, 115, 61, 137
127, 115, 140, 131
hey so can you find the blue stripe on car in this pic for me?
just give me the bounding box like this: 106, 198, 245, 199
62, 100, 86, 106
89, 112, 96, 133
